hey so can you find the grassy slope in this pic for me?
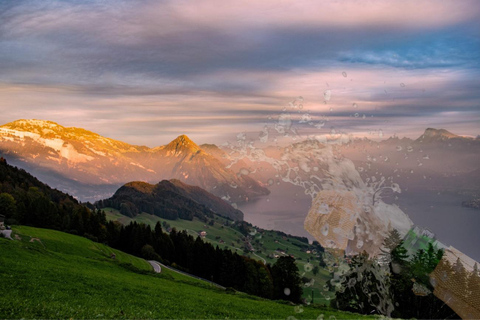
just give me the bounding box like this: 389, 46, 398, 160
0, 226, 374, 319
104, 208, 335, 304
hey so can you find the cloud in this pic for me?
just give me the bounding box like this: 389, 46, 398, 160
0, 0, 479, 144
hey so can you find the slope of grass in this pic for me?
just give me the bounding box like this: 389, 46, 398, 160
105, 208, 336, 304
0, 226, 374, 319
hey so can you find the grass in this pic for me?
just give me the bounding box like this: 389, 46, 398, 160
0, 225, 375, 319
105, 207, 336, 304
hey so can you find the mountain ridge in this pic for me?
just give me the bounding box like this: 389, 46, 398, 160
0, 119, 269, 202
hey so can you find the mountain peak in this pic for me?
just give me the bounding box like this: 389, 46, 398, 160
165, 134, 201, 154
3, 119, 62, 130
418, 128, 459, 141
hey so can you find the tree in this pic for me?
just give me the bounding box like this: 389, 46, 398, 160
270, 256, 302, 303
332, 251, 393, 316
380, 229, 408, 265
0, 192, 16, 219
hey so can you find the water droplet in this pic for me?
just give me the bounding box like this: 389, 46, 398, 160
348, 278, 356, 287
304, 263, 313, 272
353, 103, 358, 109
321, 223, 329, 236
356, 240, 364, 248
324, 90, 331, 101
294, 306, 304, 313
342, 71, 347, 77
317, 203, 331, 215
238, 168, 249, 176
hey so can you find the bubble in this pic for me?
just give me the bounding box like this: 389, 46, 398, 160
304, 263, 313, 272
286, 316, 297, 320
316, 203, 331, 215
356, 240, 364, 248
396, 146, 403, 151
407, 146, 413, 152
294, 306, 304, 313
391, 263, 402, 274
321, 223, 329, 236
329, 316, 336, 320
342, 71, 347, 77
353, 103, 358, 109
362, 114, 366, 119
238, 168, 250, 176
354, 113, 359, 118
329, 107, 333, 112
315, 121, 326, 129
267, 178, 274, 186
423, 155, 430, 160
299, 113, 312, 123
284, 288, 291, 296
324, 90, 332, 101
237, 132, 246, 141
316, 314, 324, 320
400, 83, 405, 87
231, 203, 238, 209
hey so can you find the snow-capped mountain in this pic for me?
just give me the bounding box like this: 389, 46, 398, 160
0, 119, 269, 202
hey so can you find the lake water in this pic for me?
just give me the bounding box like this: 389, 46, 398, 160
239, 184, 480, 261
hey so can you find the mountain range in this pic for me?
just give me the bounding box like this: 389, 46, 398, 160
0, 119, 269, 202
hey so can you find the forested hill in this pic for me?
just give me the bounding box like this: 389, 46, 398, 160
97, 179, 244, 221
0, 157, 105, 236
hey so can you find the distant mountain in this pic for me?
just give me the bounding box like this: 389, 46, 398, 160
417, 128, 462, 142
97, 179, 244, 221
0, 119, 269, 202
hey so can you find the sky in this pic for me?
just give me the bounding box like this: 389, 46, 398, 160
0, 0, 479, 147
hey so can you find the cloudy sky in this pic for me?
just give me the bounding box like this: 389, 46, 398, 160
0, 0, 479, 146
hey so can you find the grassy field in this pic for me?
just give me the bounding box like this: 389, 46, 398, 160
104, 207, 336, 304
0, 226, 375, 319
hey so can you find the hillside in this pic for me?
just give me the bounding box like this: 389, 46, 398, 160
0, 226, 373, 319
97, 179, 243, 221
0, 119, 269, 201
103, 207, 335, 304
